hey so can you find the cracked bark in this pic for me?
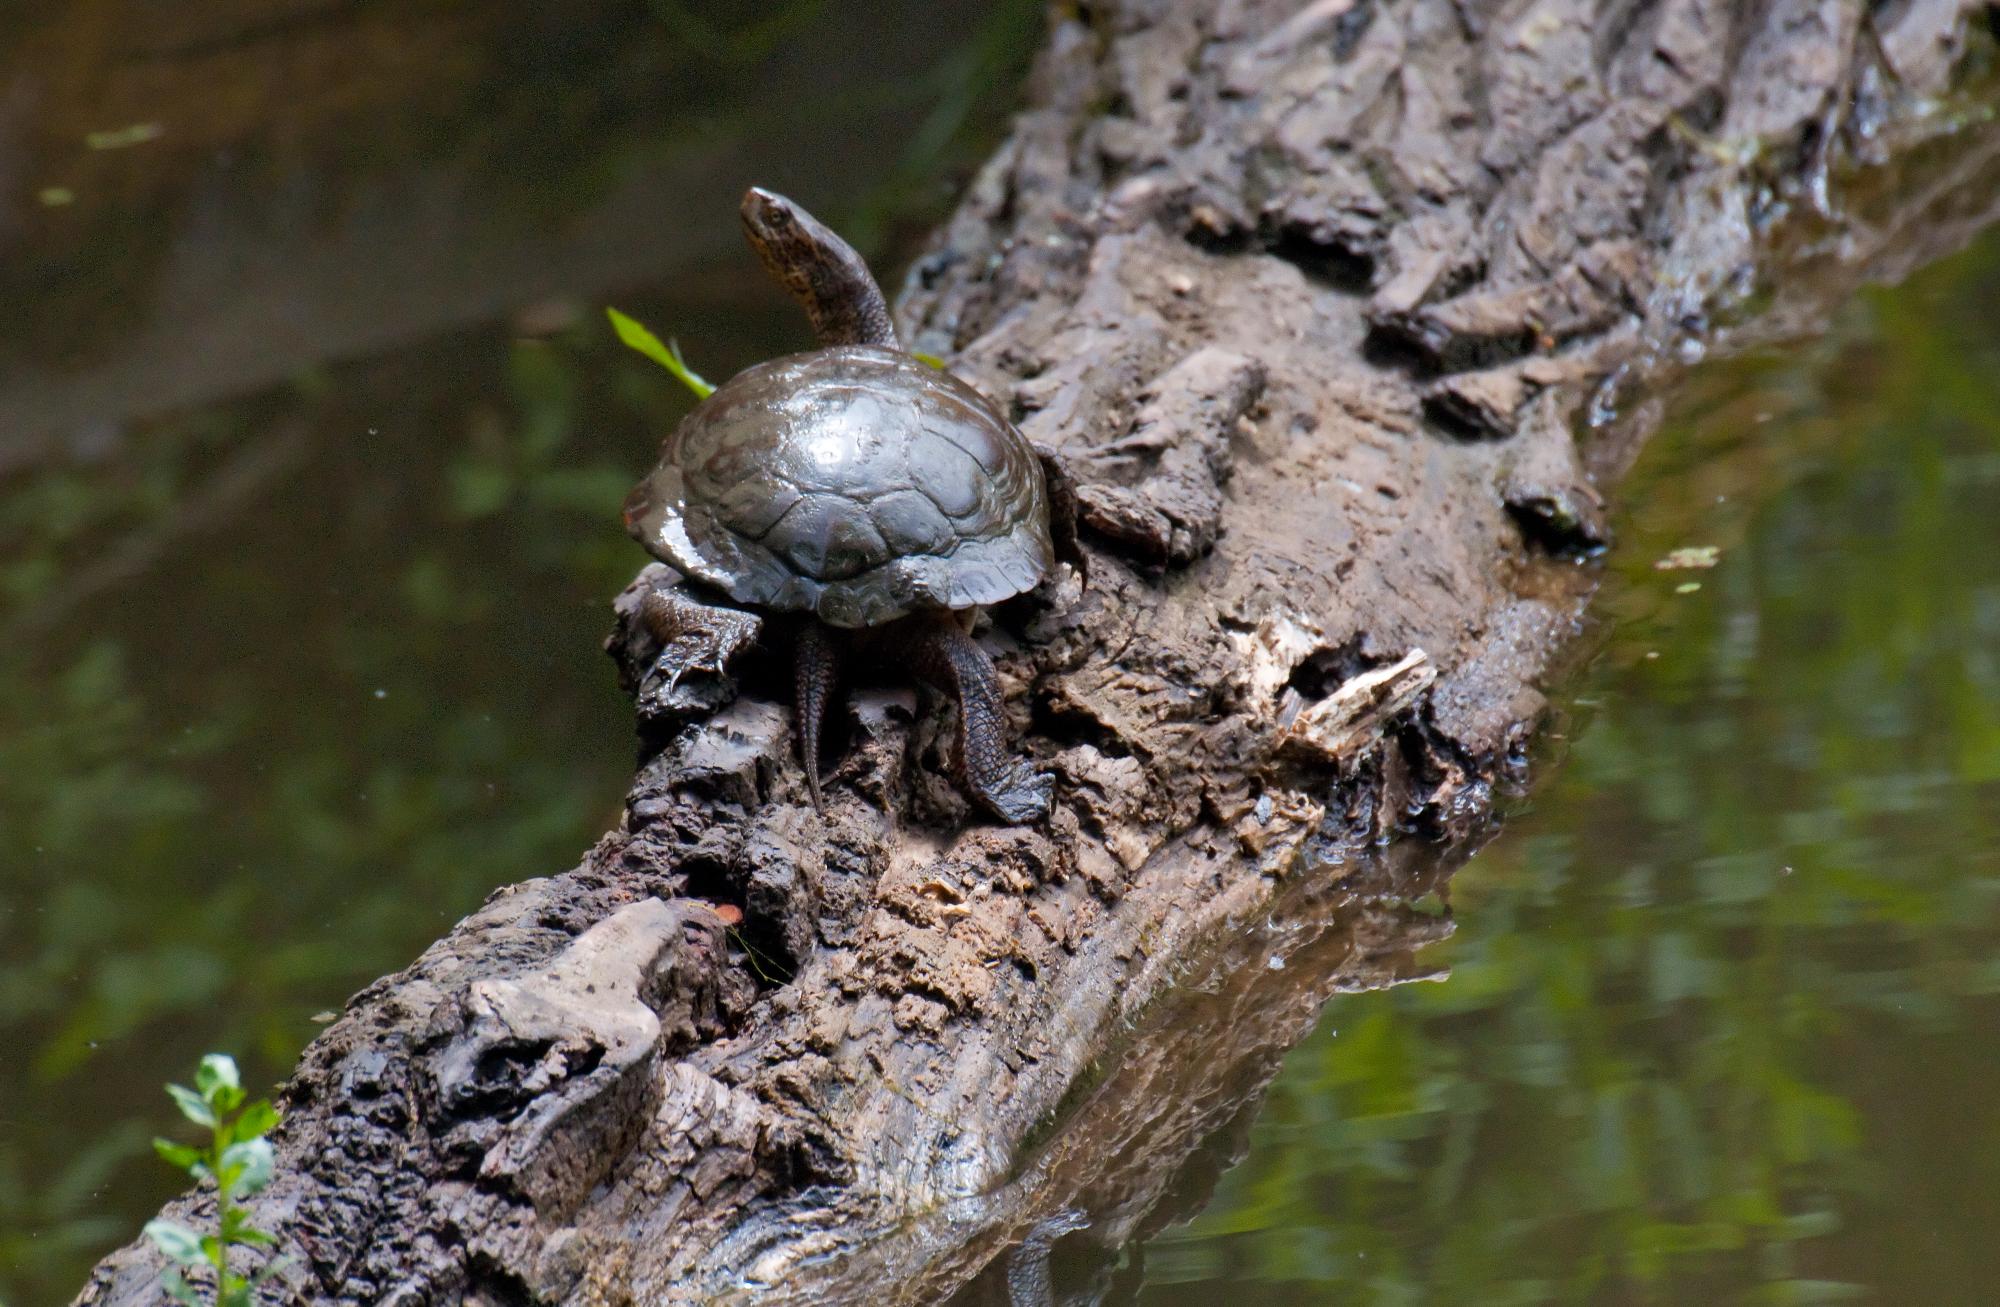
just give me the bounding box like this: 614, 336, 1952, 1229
75, 1, 1999, 1304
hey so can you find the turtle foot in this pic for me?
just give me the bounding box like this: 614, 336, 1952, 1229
969, 762, 1055, 826
628, 581, 762, 726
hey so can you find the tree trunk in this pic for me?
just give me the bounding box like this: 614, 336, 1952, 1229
76, 1, 1998, 1303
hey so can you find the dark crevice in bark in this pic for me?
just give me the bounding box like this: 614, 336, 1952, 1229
1263, 228, 1379, 292
1279, 636, 1375, 702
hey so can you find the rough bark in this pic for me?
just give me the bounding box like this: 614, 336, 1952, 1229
77, 1, 1997, 1304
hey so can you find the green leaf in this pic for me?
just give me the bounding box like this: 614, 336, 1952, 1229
196, 1053, 241, 1099
195, 1054, 247, 1116
232, 1099, 281, 1142
222, 1138, 276, 1196
232, 1226, 279, 1248
153, 1137, 204, 1172
910, 351, 948, 370
663, 339, 713, 397
607, 307, 714, 398
160, 1267, 203, 1305
166, 1084, 216, 1128
144, 1219, 206, 1266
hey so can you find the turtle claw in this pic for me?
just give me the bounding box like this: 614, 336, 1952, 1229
630, 586, 762, 724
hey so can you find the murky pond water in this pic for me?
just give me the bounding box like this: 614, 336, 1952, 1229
3, 7, 1997, 1306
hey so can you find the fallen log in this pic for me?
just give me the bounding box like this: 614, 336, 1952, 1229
76, 0, 1999, 1303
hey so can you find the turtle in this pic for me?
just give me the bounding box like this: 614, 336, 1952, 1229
623, 187, 1083, 823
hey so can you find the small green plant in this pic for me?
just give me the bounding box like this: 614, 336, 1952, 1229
607, 307, 714, 398
604, 305, 956, 411
145, 1054, 285, 1306
607, 305, 950, 403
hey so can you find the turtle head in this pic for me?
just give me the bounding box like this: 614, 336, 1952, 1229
739, 186, 810, 253
738, 186, 899, 351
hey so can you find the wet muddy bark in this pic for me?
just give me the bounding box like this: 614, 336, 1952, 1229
75, 1, 1998, 1304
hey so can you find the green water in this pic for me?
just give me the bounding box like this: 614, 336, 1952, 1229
1126, 226, 2000, 1302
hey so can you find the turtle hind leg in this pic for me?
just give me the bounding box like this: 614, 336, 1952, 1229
905, 615, 1053, 825
794, 622, 842, 809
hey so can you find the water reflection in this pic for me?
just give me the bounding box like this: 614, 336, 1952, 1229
1116, 222, 2000, 1304
0, 3, 1038, 1301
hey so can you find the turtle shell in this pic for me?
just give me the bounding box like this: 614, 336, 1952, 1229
624, 345, 1054, 628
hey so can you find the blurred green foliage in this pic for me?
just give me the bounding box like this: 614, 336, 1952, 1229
1136, 226, 2000, 1303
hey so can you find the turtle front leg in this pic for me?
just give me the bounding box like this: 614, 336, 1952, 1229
639, 588, 762, 693
905, 614, 1053, 824
624, 584, 763, 731
795, 621, 842, 810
